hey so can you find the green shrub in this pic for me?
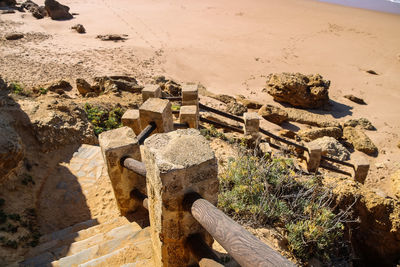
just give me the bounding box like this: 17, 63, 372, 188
200, 125, 232, 143
84, 104, 125, 136
218, 152, 351, 263
10, 82, 31, 96
38, 87, 48, 95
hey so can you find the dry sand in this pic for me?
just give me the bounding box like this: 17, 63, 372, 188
1, 0, 400, 194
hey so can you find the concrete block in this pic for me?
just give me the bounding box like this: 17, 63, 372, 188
305, 143, 321, 172
139, 98, 174, 133
99, 127, 145, 216
352, 156, 369, 184
182, 84, 198, 106
122, 109, 142, 136
243, 112, 260, 136
142, 84, 162, 102
141, 129, 218, 267
179, 105, 199, 129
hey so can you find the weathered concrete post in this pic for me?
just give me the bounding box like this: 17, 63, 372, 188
352, 156, 370, 184
121, 109, 142, 135
182, 84, 199, 106
179, 105, 199, 129
243, 112, 260, 136
99, 127, 145, 216
142, 84, 162, 102
139, 98, 174, 133
141, 129, 219, 267
304, 144, 322, 172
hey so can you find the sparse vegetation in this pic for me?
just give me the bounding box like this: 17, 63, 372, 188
84, 103, 125, 136
38, 87, 48, 95
9, 82, 31, 96
200, 125, 232, 143
218, 151, 353, 264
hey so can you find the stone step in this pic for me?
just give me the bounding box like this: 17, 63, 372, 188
28, 217, 129, 258
51, 227, 151, 267
21, 221, 141, 266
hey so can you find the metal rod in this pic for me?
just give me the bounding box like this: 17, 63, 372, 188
321, 155, 354, 168
199, 103, 244, 123
259, 128, 306, 151
137, 122, 157, 144
183, 193, 295, 267
122, 158, 147, 177
161, 96, 182, 101
319, 163, 352, 176
199, 116, 244, 134
186, 234, 221, 264
174, 122, 189, 129
172, 110, 180, 114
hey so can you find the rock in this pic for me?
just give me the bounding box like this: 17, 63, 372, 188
226, 101, 247, 116
4, 33, 24, 40
285, 107, 341, 128
258, 104, 288, 125
343, 126, 378, 155
391, 170, 400, 199
46, 80, 72, 92
211, 94, 236, 104
258, 142, 272, 156
278, 129, 297, 139
96, 34, 127, 41
71, 24, 85, 34
44, 0, 72, 20
324, 176, 400, 266
265, 73, 330, 108
309, 136, 350, 160
76, 78, 93, 96
30, 5, 47, 19
343, 118, 375, 130
85, 92, 97, 98
0, 121, 24, 181
236, 95, 263, 109
1, 9, 15, 14
0, 0, 16, 6
21, 0, 38, 9
93, 76, 142, 93
163, 80, 181, 96
27, 102, 96, 152
398, 141, 400, 149
366, 70, 378, 75
344, 94, 366, 105
0, 76, 7, 90
298, 126, 342, 142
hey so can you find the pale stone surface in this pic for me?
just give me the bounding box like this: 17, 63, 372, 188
244, 112, 260, 136
139, 98, 174, 133
99, 127, 145, 215
352, 155, 370, 184
141, 129, 218, 267
182, 84, 199, 106
142, 84, 162, 102
179, 105, 198, 129
305, 143, 322, 172
298, 127, 343, 142
122, 109, 142, 135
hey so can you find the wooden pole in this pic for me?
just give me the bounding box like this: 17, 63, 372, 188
184, 194, 295, 267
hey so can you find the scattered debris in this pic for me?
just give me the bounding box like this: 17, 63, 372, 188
46, 80, 72, 92
96, 34, 127, 42
309, 136, 350, 160
226, 101, 247, 116
236, 95, 263, 109
4, 33, 24, 40
344, 94, 367, 105
71, 24, 86, 34
366, 70, 379, 75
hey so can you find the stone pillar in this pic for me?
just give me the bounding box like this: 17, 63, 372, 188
304, 144, 321, 172
99, 127, 145, 216
139, 98, 174, 133
141, 129, 218, 267
142, 84, 162, 102
179, 105, 199, 129
182, 84, 198, 106
243, 112, 260, 136
121, 109, 142, 136
352, 156, 370, 184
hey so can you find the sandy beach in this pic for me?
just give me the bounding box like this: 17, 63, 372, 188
1, 0, 400, 193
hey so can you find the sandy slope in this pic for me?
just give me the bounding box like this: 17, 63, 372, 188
1, 0, 400, 193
